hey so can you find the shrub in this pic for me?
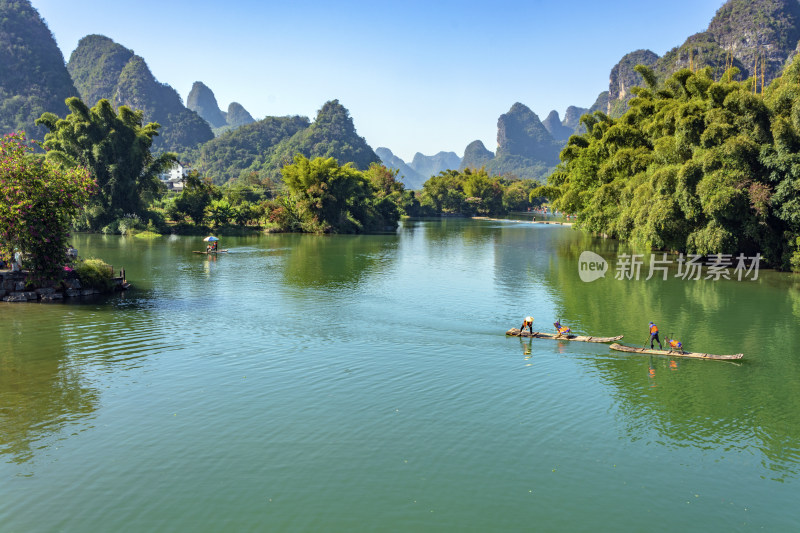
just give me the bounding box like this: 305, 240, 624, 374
73, 258, 115, 291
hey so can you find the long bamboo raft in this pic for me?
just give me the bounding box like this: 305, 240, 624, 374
506, 328, 623, 343
609, 343, 743, 360
192, 250, 229, 254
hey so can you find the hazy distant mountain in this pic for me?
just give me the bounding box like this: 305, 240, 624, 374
542, 110, 573, 141
375, 147, 427, 190
409, 151, 461, 178
0, 0, 78, 139
457, 103, 565, 180
460, 140, 494, 170
561, 106, 589, 130
494, 103, 560, 165
187, 81, 255, 134
187, 81, 226, 128
226, 102, 254, 128
191, 100, 379, 185
67, 34, 213, 153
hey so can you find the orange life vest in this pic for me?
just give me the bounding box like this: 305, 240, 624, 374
558, 326, 570, 335
650, 324, 659, 334
669, 339, 682, 349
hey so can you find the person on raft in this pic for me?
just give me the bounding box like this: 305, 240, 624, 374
553, 320, 571, 337
649, 322, 663, 350
520, 316, 534, 335
666, 337, 683, 353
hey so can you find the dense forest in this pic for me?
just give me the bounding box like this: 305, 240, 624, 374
0, 0, 77, 139
188, 100, 381, 185
534, 58, 800, 271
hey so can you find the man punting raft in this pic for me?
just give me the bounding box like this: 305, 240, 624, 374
506, 316, 742, 358
608, 321, 742, 360
609, 343, 743, 360
506, 316, 623, 343
648, 321, 662, 350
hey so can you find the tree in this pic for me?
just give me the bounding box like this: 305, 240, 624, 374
462, 168, 503, 215
206, 199, 233, 227
36, 98, 175, 229
420, 170, 466, 214
0, 132, 95, 279
533, 61, 800, 269
172, 171, 219, 225
281, 155, 398, 233
503, 179, 538, 212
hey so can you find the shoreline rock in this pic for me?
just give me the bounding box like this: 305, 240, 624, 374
0, 270, 130, 303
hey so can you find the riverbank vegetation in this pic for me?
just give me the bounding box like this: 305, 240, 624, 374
20, 95, 542, 246
36, 98, 176, 232
72, 258, 115, 291
418, 167, 540, 216
533, 57, 800, 271
0, 132, 95, 279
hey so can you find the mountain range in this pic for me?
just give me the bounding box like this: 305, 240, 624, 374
188, 100, 380, 185
4, 0, 800, 187
186, 81, 255, 136
66, 34, 214, 154
380, 0, 800, 184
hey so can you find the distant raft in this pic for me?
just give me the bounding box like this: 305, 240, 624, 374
609, 343, 743, 360
506, 329, 623, 343
193, 250, 229, 254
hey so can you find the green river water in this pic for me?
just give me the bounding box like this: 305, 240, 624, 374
1, 219, 799, 531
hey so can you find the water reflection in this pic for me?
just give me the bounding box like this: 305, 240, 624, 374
491, 222, 800, 480
282, 233, 398, 290
0, 309, 99, 467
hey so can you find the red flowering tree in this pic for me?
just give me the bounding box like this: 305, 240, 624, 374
0, 132, 96, 279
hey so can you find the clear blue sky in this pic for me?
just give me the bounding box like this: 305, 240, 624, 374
30, 0, 724, 162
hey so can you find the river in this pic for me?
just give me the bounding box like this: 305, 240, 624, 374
1, 219, 799, 531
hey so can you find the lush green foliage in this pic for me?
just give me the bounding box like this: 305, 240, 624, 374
0, 0, 78, 139
535, 59, 800, 270
268, 101, 380, 178
0, 132, 95, 278
188, 101, 380, 185
419, 167, 539, 216
189, 116, 310, 185
36, 98, 176, 229
168, 172, 221, 226
73, 257, 114, 290
279, 155, 400, 233
363, 162, 423, 218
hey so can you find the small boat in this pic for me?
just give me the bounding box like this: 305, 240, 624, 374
609, 343, 743, 360
193, 249, 229, 254
506, 329, 623, 343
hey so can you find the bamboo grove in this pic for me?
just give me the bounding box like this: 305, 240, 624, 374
535, 56, 800, 271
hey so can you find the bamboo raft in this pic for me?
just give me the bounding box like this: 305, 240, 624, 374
609, 343, 743, 360
506, 328, 623, 343
192, 250, 229, 254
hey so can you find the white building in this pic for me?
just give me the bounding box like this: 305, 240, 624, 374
159, 162, 192, 190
